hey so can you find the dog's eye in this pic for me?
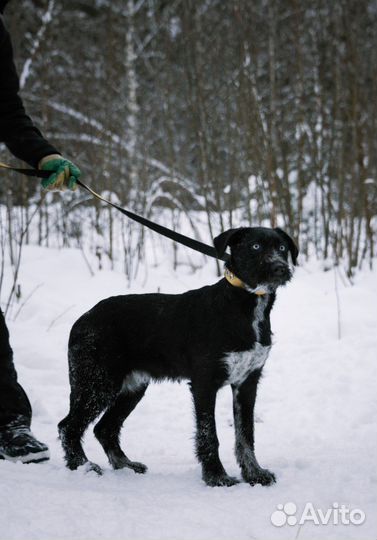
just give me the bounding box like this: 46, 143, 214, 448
279, 245, 286, 251
252, 243, 260, 250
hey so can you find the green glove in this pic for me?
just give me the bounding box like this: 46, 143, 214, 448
39, 154, 81, 191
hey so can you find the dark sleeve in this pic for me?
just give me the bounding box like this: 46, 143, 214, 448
0, 16, 59, 168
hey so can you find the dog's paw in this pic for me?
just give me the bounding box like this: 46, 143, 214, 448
128, 460, 148, 474
204, 472, 240, 487
244, 467, 276, 486
110, 455, 148, 474
78, 461, 103, 475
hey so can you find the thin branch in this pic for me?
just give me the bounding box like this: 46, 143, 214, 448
20, 0, 56, 89
46, 304, 75, 332
12, 283, 44, 321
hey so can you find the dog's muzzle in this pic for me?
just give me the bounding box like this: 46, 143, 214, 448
269, 261, 292, 284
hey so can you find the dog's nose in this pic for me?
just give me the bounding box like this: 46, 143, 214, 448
271, 262, 287, 277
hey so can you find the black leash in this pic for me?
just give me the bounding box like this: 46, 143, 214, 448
0, 162, 229, 262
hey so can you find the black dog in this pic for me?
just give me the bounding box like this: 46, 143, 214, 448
58, 227, 298, 486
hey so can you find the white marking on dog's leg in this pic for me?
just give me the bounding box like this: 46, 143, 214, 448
232, 387, 276, 485
232, 388, 260, 473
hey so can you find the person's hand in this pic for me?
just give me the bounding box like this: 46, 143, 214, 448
39, 154, 81, 191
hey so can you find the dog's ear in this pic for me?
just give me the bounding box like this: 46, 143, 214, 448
213, 228, 245, 258
274, 228, 299, 265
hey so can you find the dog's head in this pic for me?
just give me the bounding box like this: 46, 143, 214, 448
214, 227, 298, 293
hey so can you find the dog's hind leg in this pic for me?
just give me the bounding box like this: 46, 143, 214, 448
94, 380, 149, 473
58, 387, 107, 474
58, 359, 116, 474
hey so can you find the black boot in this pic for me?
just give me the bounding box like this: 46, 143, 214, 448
0, 422, 49, 463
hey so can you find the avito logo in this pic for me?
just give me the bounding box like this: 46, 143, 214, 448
271, 502, 365, 527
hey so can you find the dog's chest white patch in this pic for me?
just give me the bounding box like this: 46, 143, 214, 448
224, 344, 271, 386
224, 295, 271, 386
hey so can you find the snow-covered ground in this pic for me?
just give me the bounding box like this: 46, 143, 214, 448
0, 245, 376, 540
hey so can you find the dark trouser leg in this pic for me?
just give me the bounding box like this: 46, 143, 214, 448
0, 310, 49, 463
0, 310, 32, 430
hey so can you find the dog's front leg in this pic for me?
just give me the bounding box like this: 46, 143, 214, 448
191, 381, 238, 487
232, 375, 276, 486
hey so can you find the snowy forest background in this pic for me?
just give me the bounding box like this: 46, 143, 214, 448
1, 0, 377, 304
